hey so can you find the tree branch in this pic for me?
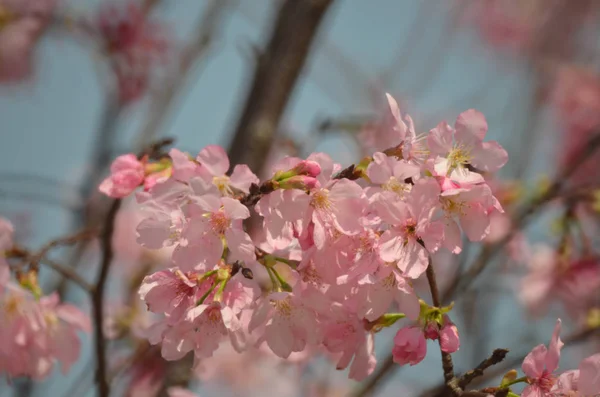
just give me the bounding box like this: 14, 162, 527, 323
227, 0, 335, 173
92, 199, 122, 397
458, 349, 509, 389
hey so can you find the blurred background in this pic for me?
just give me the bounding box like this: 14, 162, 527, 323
1, 0, 599, 396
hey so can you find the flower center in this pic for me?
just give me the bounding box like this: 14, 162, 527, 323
271, 297, 293, 317
535, 370, 556, 393
382, 273, 396, 288
210, 211, 230, 235
447, 144, 471, 172
206, 306, 222, 324
212, 175, 232, 196
311, 189, 331, 211
382, 177, 411, 197
403, 218, 417, 237
441, 197, 467, 215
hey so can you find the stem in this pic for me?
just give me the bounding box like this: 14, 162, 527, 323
502, 376, 528, 388
265, 266, 280, 292
459, 348, 509, 389
426, 258, 458, 393
197, 282, 218, 305
92, 199, 121, 397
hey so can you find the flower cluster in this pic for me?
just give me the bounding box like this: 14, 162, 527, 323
100, 94, 509, 380
0, 218, 91, 380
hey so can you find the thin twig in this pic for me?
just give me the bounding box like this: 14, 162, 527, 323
458, 349, 509, 389
92, 199, 122, 397
28, 229, 97, 270
426, 260, 458, 394
40, 258, 94, 292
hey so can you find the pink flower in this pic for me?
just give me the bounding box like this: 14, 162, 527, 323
373, 178, 444, 278
355, 266, 420, 322
440, 184, 503, 254
521, 319, 564, 397
321, 307, 376, 381
249, 292, 320, 359
439, 317, 460, 354
99, 154, 145, 198
97, 1, 170, 104
138, 268, 199, 321
428, 109, 508, 174
0, 0, 56, 83
366, 152, 420, 198
193, 145, 259, 196
171, 195, 255, 271
392, 326, 427, 366
0, 285, 90, 379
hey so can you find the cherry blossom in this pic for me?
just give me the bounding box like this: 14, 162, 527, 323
521, 319, 564, 397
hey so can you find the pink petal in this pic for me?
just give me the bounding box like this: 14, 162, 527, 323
471, 141, 508, 172
579, 353, 600, 396
225, 229, 256, 263
229, 164, 259, 193
366, 152, 393, 184
222, 197, 250, 220
196, 145, 229, 176
460, 203, 490, 241
455, 109, 488, 143
522, 344, 548, 378
56, 304, 92, 333
545, 318, 563, 373
427, 121, 454, 156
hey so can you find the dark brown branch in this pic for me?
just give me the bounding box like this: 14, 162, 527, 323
458, 349, 509, 389
92, 199, 122, 397
227, 0, 335, 173
424, 327, 599, 397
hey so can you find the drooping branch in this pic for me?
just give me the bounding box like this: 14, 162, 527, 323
227, 0, 335, 173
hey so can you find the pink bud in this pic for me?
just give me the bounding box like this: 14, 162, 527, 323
439, 317, 460, 353
99, 154, 145, 198
278, 175, 318, 190
392, 326, 427, 366
292, 160, 321, 177
423, 322, 440, 340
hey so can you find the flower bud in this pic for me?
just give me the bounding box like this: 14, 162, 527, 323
278, 175, 318, 190
439, 316, 460, 353
291, 160, 321, 177
392, 326, 427, 366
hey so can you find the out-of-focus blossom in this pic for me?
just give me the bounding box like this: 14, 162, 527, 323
0, 285, 90, 379
0, 0, 56, 82
99, 154, 145, 198
96, 1, 170, 104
